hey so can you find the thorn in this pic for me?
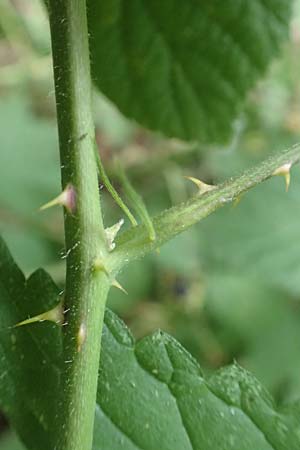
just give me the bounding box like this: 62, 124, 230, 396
233, 193, 244, 208
111, 279, 128, 295
105, 218, 124, 251
77, 323, 86, 352
39, 184, 76, 213
92, 258, 109, 276
14, 302, 64, 328
272, 162, 292, 192
184, 176, 215, 194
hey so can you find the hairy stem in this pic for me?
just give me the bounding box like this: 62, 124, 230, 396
110, 144, 300, 272
48, 1, 109, 450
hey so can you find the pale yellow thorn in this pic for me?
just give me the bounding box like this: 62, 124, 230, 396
92, 258, 109, 276
285, 171, 291, 192
14, 302, 64, 328
39, 193, 64, 211
111, 279, 128, 295
272, 162, 292, 192
233, 193, 244, 208
184, 176, 215, 194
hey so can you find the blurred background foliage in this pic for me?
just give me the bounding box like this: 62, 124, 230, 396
0, 0, 300, 446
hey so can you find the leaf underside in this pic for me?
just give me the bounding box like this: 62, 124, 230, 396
88, 0, 291, 142
0, 238, 299, 450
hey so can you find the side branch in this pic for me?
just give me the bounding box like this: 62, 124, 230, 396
110, 144, 300, 271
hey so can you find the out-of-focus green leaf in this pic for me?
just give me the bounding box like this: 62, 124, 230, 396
88, 0, 291, 142
0, 95, 59, 213
197, 171, 300, 295
0, 237, 61, 450
107, 257, 154, 313
0, 432, 25, 450
0, 94, 61, 272
206, 274, 300, 402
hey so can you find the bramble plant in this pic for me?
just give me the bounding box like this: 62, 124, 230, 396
1, 1, 300, 450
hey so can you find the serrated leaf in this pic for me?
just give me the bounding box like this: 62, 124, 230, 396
0, 237, 61, 450
94, 309, 300, 450
88, 0, 291, 141
205, 274, 300, 401
1, 238, 300, 450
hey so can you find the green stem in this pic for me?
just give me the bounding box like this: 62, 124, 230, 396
48, 1, 109, 450
111, 144, 300, 271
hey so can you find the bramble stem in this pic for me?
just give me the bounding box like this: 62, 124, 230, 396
48, 1, 109, 450
46, 3, 300, 448
110, 144, 300, 271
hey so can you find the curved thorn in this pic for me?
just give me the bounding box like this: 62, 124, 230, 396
272, 162, 292, 192
14, 302, 64, 327
111, 279, 128, 295
184, 176, 215, 194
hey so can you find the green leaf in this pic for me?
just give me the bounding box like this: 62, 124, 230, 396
95, 309, 300, 450
206, 274, 300, 401
0, 94, 59, 214
0, 93, 61, 272
1, 238, 300, 450
0, 432, 26, 450
0, 237, 61, 450
88, 0, 291, 141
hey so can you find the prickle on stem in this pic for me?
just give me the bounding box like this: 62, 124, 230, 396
111, 279, 128, 295
39, 183, 76, 213
92, 258, 109, 276
272, 162, 292, 192
14, 302, 64, 328
184, 176, 215, 194
233, 193, 244, 208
